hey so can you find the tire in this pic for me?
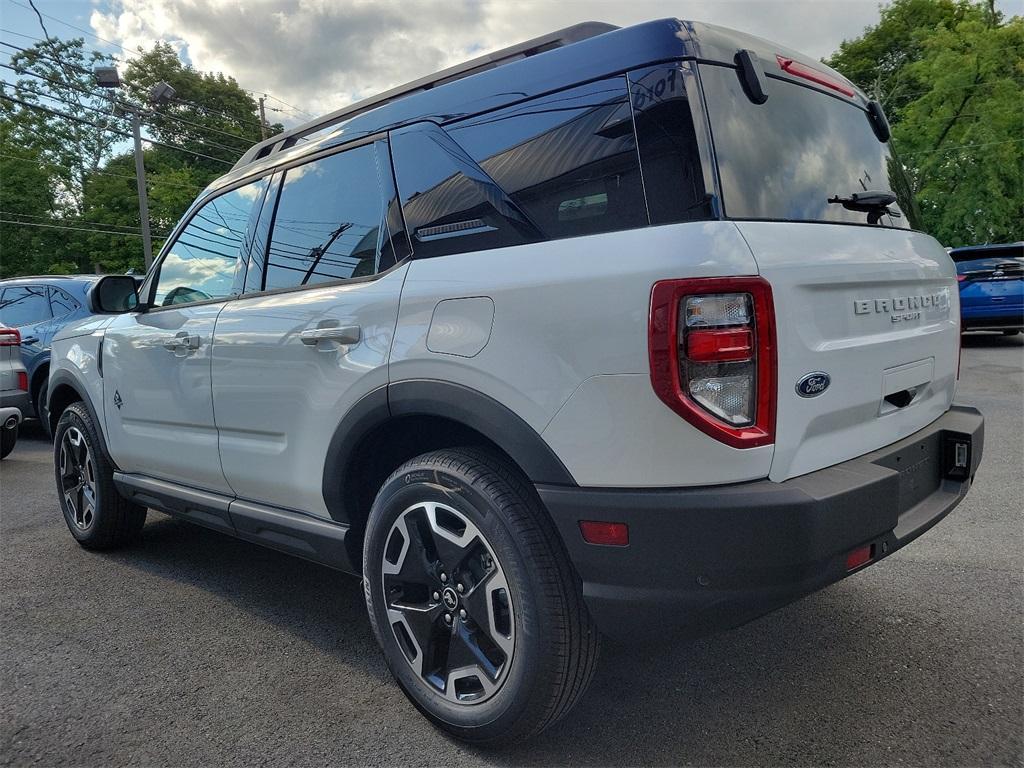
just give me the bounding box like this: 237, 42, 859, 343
35, 376, 51, 438
0, 424, 17, 459
53, 402, 146, 549
363, 447, 600, 744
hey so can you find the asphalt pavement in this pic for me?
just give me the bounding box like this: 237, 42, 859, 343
1, 334, 1021, 767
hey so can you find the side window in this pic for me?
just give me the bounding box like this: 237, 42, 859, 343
448, 76, 648, 242
0, 285, 52, 326
261, 144, 390, 292
152, 178, 267, 307
628, 64, 713, 224
49, 287, 81, 318
390, 122, 539, 259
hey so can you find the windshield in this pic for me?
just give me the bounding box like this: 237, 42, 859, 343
700, 64, 919, 229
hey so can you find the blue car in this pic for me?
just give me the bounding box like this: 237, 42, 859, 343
951, 242, 1024, 335
0, 275, 100, 429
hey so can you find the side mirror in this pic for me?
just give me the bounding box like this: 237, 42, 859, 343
89, 275, 140, 314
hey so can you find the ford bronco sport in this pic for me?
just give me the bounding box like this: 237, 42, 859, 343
48, 19, 984, 743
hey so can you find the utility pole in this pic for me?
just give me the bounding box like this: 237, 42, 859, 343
258, 96, 268, 140
130, 110, 153, 270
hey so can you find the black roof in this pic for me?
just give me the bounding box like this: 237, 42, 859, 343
211, 18, 863, 194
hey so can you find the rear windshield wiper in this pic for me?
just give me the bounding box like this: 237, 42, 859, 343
828, 190, 902, 225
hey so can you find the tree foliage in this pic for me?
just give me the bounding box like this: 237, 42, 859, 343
1, 37, 276, 276
826, 0, 1023, 245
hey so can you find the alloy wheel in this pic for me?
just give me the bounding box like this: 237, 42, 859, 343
60, 426, 96, 531
381, 501, 515, 704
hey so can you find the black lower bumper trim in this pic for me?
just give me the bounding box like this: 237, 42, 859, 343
538, 405, 984, 641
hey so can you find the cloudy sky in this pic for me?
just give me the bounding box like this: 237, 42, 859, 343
2, 0, 1017, 125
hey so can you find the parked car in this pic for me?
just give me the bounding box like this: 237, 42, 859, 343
950, 242, 1024, 334
0, 276, 99, 431
48, 19, 983, 743
0, 325, 28, 459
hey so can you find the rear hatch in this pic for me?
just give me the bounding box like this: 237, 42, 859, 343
698, 61, 960, 481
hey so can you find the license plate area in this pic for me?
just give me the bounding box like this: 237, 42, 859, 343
874, 433, 942, 511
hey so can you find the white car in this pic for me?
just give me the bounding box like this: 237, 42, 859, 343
48, 19, 984, 743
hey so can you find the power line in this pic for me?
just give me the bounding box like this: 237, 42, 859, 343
5, 80, 249, 155
1, 210, 147, 233
0, 154, 205, 191
3, 19, 304, 128
901, 137, 1024, 158
0, 218, 168, 238
262, 93, 314, 118
0, 92, 236, 165
7, 0, 136, 58
1, 59, 258, 147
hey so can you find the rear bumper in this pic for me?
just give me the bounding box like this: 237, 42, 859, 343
0, 389, 31, 414
538, 405, 984, 641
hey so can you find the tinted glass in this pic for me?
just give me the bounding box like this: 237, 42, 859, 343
390, 122, 538, 259
153, 178, 267, 306
0, 285, 52, 326
450, 76, 647, 241
262, 144, 388, 291
49, 286, 81, 317
628, 64, 713, 224
700, 64, 918, 228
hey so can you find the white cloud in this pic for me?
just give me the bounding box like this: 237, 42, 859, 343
87, 0, 1010, 126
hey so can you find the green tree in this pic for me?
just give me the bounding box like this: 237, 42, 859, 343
0, 115, 70, 277
1, 37, 125, 214
827, 0, 1023, 245
122, 43, 278, 172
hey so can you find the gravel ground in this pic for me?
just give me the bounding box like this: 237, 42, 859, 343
1, 333, 1021, 767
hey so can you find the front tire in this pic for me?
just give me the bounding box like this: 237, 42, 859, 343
54, 402, 146, 549
362, 447, 599, 744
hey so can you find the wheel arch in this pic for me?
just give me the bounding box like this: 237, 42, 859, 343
324, 380, 577, 570
47, 370, 109, 457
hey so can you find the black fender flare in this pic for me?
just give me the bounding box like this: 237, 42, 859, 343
47, 370, 114, 461
322, 379, 576, 524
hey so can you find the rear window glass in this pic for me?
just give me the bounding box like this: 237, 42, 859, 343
700, 64, 918, 229
949, 244, 1023, 263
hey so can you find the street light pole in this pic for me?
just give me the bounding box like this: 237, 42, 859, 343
94, 67, 175, 273
130, 110, 153, 270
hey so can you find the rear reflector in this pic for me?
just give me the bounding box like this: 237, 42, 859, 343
579, 520, 629, 547
17, 371, 28, 391
776, 55, 855, 97
845, 544, 874, 571
0, 328, 20, 346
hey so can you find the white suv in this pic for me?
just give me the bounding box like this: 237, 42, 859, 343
48, 19, 984, 743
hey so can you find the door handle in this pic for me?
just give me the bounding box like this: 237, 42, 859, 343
300, 326, 361, 346
161, 332, 201, 353
20, 336, 39, 345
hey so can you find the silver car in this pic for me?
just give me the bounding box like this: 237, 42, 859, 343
0, 325, 28, 459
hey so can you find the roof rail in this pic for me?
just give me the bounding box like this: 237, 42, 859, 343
232, 21, 618, 170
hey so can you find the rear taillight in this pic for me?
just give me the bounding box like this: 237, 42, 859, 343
956, 274, 967, 282
0, 328, 20, 346
17, 371, 28, 391
649, 277, 776, 448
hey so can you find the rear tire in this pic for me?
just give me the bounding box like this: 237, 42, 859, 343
53, 402, 146, 549
0, 424, 17, 459
362, 447, 600, 744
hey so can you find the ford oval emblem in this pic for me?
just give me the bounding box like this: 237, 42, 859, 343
796, 372, 831, 398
